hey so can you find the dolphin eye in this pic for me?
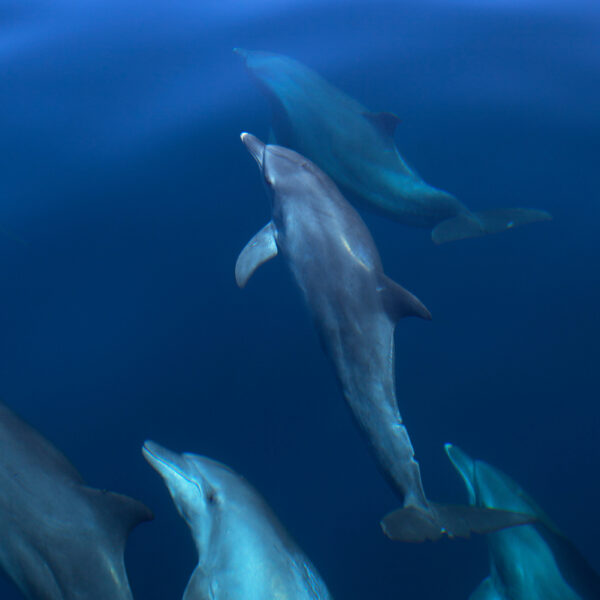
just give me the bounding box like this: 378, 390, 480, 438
206, 490, 218, 505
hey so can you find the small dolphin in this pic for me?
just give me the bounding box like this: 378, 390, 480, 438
236, 133, 532, 542
446, 443, 600, 599
235, 49, 551, 244
0, 401, 153, 600
142, 441, 333, 600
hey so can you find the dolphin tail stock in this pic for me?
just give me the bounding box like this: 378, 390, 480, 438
431, 207, 552, 244
380, 502, 535, 543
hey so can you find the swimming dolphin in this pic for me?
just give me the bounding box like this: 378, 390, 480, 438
142, 441, 333, 600
235, 133, 533, 542
235, 49, 551, 244
445, 443, 600, 599
0, 401, 153, 600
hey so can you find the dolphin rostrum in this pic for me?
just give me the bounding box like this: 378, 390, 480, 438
235, 49, 551, 244
446, 443, 600, 599
236, 133, 533, 542
142, 441, 333, 600
0, 401, 153, 600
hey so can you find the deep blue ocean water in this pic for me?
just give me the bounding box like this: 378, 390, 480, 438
0, 1, 598, 598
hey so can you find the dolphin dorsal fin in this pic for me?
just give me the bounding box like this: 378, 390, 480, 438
82, 487, 154, 541
235, 222, 278, 288
363, 111, 401, 137
376, 272, 431, 322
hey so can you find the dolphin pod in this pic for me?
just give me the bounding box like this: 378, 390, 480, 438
446, 444, 600, 600
235, 49, 552, 244
0, 45, 592, 600
236, 132, 533, 542
0, 401, 152, 600
142, 441, 333, 600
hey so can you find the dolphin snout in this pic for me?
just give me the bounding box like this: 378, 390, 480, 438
142, 440, 184, 480
241, 132, 265, 169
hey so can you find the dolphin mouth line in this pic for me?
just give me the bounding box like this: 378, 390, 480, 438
143, 443, 199, 489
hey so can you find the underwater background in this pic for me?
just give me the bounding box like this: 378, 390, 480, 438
0, 0, 598, 598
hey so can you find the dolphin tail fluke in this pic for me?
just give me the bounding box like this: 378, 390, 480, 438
380, 502, 534, 543
431, 208, 552, 244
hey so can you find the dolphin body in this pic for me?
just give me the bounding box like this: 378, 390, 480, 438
235, 49, 551, 244
446, 444, 600, 599
0, 401, 153, 600
142, 441, 333, 600
235, 133, 532, 542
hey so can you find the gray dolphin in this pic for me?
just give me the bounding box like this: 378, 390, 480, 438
142, 441, 333, 600
0, 401, 153, 600
235, 49, 551, 244
235, 133, 533, 542
446, 443, 600, 599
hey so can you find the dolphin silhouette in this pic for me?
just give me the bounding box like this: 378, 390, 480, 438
142, 441, 333, 600
0, 401, 153, 600
235, 133, 533, 542
235, 49, 551, 244
446, 443, 600, 599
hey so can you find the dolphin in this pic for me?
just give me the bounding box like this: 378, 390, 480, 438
235, 133, 533, 542
446, 443, 600, 599
235, 49, 551, 244
0, 400, 153, 600
142, 441, 333, 600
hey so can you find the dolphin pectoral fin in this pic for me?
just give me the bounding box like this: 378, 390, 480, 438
432, 208, 552, 244
235, 221, 278, 288
376, 272, 432, 322
380, 503, 535, 543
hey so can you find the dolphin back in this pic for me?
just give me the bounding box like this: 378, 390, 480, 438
0, 401, 153, 600
0, 401, 84, 483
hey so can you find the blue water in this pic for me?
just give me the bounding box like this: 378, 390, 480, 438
0, 1, 598, 598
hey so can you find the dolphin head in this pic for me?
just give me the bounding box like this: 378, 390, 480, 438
233, 48, 294, 94
143, 441, 245, 558
445, 443, 542, 519
241, 132, 327, 209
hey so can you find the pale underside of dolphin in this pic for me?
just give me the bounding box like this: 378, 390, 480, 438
445, 443, 600, 599
142, 441, 333, 600
235, 48, 552, 244
235, 132, 533, 542
0, 401, 153, 600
